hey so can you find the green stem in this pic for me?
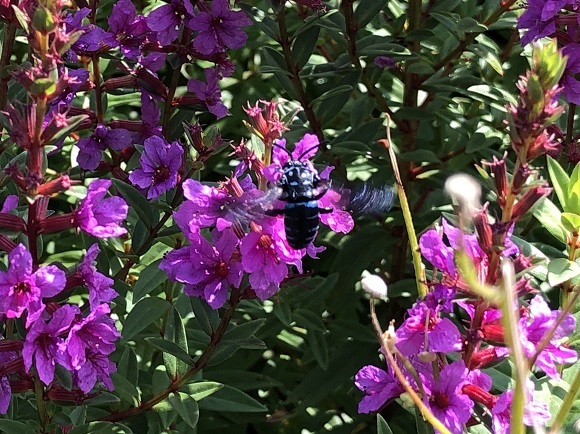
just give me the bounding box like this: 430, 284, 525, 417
99, 287, 241, 422
34, 377, 49, 431
498, 258, 527, 434
550, 363, 580, 432
381, 116, 427, 298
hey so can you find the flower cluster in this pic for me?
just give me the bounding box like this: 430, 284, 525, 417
517, 0, 579, 104
161, 131, 353, 308
355, 219, 576, 433
354, 45, 576, 432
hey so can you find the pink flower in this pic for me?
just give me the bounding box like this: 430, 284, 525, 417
75, 179, 128, 238
0, 244, 66, 328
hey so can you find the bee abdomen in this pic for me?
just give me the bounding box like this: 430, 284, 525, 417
284, 201, 320, 249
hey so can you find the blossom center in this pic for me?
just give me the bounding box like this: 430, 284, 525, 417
216, 261, 229, 278
153, 164, 170, 183
13, 281, 31, 294
431, 391, 450, 409
258, 234, 273, 249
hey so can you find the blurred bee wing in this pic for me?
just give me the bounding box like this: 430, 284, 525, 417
344, 182, 396, 217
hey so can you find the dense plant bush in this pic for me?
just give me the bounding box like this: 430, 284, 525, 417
0, 0, 579, 433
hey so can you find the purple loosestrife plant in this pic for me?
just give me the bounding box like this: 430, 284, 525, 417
129, 135, 184, 199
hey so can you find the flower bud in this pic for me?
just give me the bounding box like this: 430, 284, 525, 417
444, 173, 481, 218
361, 274, 388, 299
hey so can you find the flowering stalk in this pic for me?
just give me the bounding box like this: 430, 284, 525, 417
369, 300, 451, 434
550, 363, 580, 433
497, 258, 527, 434
381, 115, 427, 298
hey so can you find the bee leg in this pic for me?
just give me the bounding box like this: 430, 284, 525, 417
318, 207, 333, 214
265, 209, 284, 216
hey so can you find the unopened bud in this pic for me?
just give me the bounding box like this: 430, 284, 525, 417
417, 351, 437, 363
361, 274, 388, 299
444, 173, 481, 218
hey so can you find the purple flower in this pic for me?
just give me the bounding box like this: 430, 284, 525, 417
180, 229, 244, 308
491, 380, 551, 434
318, 166, 354, 234
517, 0, 558, 45
424, 284, 455, 313
374, 56, 397, 69
520, 295, 577, 378
240, 227, 289, 300
174, 176, 265, 235
79, 244, 117, 309
76, 124, 132, 171
74, 348, 117, 393
23, 305, 79, 385
0, 244, 66, 328
147, 0, 195, 45
188, 0, 252, 55
396, 300, 462, 356
354, 365, 403, 413
129, 136, 183, 199
562, 44, 580, 105
61, 304, 119, 392
423, 360, 474, 434
1, 195, 18, 213
75, 179, 128, 238
103, 0, 150, 59
187, 68, 228, 118
65, 8, 108, 53
0, 350, 16, 414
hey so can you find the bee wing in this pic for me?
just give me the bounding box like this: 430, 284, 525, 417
326, 181, 395, 217
346, 183, 395, 217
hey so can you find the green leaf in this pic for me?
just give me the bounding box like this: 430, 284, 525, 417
145, 337, 195, 367
69, 422, 133, 434
180, 381, 224, 400
307, 330, 328, 370
568, 162, 580, 215
547, 258, 580, 286
164, 306, 190, 378
202, 371, 282, 392
223, 319, 266, 341
431, 12, 458, 33
354, 0, 388, 27
122, 297, 170, 341
314, 85, 354, 123
191, 297, 220, 336
261, 47, 299, 100
562, 212, 580, 233
294, 309, 326, 331
239, 4, 278, 40
292, 25, 320, 68
111, 179, 156, 228
377, 414, 394, 434
457, 17, 487, 34
169, 392, 199, 429
0, 420, 36, 434
133, 259, 167, 301
547, 155, 570, 211
110, 372, 140, 406
399, 149, 441, 163
83, 392, 120, 406
272, 301, 292, 326
350, 95, 375, 128
197, 385, 267, 412
533, 198, 566, 244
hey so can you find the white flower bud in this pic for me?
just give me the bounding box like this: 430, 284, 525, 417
444, 173, 481, 218
361, 274, 388, 299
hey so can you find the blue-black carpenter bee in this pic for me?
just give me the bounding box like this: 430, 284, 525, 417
265, 142, 395, 249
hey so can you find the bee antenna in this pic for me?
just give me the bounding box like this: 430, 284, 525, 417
297, 140, 328, 161
272, 142, 292, 157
